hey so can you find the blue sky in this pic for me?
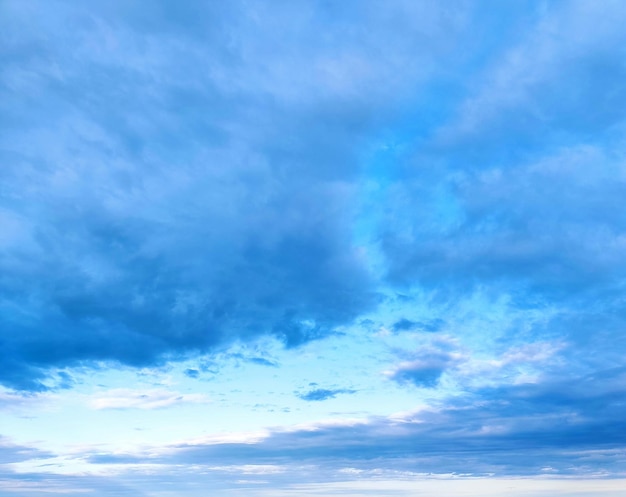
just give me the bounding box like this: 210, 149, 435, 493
2, 0, 626, 495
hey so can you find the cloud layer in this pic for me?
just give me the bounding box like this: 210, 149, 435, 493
2, 1, 626, 493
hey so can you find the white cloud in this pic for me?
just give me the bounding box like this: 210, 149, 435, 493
0, 388, 53, 411
89, 388, 209, 410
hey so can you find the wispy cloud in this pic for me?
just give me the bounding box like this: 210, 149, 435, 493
0, 389, 52, 412
89, 389, 209, 410
0, 437, 55, 465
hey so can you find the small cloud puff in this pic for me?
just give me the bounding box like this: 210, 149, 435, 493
184, 369, 200, 379
392, 318, 444, 333
297, 388, 356, 402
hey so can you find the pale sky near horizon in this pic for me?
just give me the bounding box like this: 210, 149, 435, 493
2, 1, 626, 495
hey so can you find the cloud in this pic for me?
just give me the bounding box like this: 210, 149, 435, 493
3, 0, 440, 389
1, 1, 626, 494
75, 367, 626, 478
376, 0, 626, 310
4, 368, 626, 493
392, 318, 443, 333
225, 351, 280, 369
386, 338, 464, 388
184, 369, 200, 379
0, 17, 624, 486
364, 1, 626, 335
297, 388, 356, 402
247, 357, 279, 368
89, 388, 210, 410
0, 437, 54, 465
392, 319, 417, 332
0, 0, 539, 392
435, 0, 626, 153
0, 389, 50, 411
0, 470, 156, 497
387, 360, 449, 388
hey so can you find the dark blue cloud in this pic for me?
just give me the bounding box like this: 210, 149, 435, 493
392, 318, 443, 333
387, 338, 461, 388
0, 0, 526, 391
297, 388, 356, 402
1, 0, 626, 420
183, 369, 200, 379
387, 354, 457, 388
5, 0, 453, 389
389, 365, 444, 388
392, 319, 417, 332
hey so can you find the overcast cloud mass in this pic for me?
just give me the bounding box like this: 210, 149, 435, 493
1, 1, 626, 495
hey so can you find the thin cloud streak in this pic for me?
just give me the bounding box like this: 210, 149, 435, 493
89, 388, 210, 410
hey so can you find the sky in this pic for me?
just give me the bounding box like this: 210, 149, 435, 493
1, 0, 626, 495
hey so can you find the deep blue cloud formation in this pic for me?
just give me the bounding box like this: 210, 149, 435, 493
0, 0, 538, 391
2, 0, 434, 389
